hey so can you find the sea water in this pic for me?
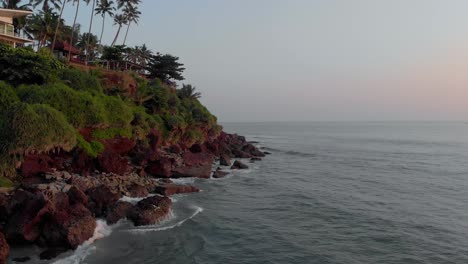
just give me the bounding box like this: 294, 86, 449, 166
40, 122, 468, 263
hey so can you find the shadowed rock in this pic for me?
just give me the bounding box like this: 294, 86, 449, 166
153, 184, 199, 196
106, 201, 134, 225
231, 160, 249, 170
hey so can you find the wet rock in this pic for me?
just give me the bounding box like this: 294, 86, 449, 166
242, 144, 266, 157
86, 186, 122, 217
219, 154, 231, 166
213, 169, 229, 179
263, 151, 272, 155
0, 232, 9, 264
231, 160, 249, 170
172, 164, 212, 179
39, 248, 68, 260
250, 157, 262, 162
127, 184, 149, 198
128, 196, 172, 226
106, 201, 133, 225
153, 184, 200, 196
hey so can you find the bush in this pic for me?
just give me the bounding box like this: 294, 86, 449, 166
17, 83, 108, 128
0, 44, 63, 86
0, 102, 77, 155
76, 135, 105, 158
59, 67, 103, 94
0, 81, 19, 112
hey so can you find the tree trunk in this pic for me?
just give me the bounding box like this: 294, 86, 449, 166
85, 0, 97, 65
51, 0, 66, 52
122, 22, 131, 46
111, 25, 121, 47
68, 0, 80, 62
99, 14, 106, 44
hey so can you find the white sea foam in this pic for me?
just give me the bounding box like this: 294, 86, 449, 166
171, 177, 196, 185
52, 220, 114, 264
119, 194, 157, 204
127, 206, 203, 233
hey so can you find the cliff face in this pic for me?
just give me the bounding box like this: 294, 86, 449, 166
0, 47, 267, 262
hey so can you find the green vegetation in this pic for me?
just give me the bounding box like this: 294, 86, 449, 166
0, 44, 221, 177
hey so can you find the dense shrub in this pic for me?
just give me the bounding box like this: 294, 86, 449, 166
0, 81, 19, 112
0, 102, 77, 155
17, 83, 108, 128
59, 67, 103, 94
0, 44, 63, 86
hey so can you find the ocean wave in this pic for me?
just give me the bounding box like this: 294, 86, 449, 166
171, 177, 197, 185
119, 194, 157, 204
127, 206, 203, 233
52, 220, 114, 264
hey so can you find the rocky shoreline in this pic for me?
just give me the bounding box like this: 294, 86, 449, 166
0, 132, 266, 263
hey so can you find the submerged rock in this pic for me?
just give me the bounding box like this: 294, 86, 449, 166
231, 160, 249, 170
212, 169, 229, 179
39, 248, 68, 260
128, 196, 172, 226
219, 154, 231, 166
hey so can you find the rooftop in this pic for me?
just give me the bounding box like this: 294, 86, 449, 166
0, 8, 33, 18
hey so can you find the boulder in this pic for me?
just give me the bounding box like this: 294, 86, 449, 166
106, 201, 133, 225
242, 144, 266, 157
128, 196, 172, 226
153, 184, 199, 196
86, 186, 122, 217
146, 158, 173, 178
181, 152, 214, 167
0, 232, 9, 264
39, 193, 96, 249
219, 154, 231, 166
127, 184, 149, 198
231, 160, 249, 170
213, 169, 229, 179
102, 137, 135, 155
98, 151, 130, 175
172, 164, 212, 179
20, 154, 53, 178
5, 191, 47, 244
67, 186, 89, 207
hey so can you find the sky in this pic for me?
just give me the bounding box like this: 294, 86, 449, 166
62, 0, 468, 122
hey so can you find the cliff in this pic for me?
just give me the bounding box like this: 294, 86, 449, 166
0, 45, 266, 262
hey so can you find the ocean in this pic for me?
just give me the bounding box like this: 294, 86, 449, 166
25, 122, 468, 264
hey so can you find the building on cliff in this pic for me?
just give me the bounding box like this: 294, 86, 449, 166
0, 8, 32, 48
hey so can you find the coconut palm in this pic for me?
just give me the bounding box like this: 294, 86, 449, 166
177, 84, 201, 100
30, 0, 61, 12
24, 11, 60, 48
110, 13, 126, 46
116, 0, 139, 9
50, 0, 67, 52
68, 0, 90, 62
95, 0, 115, 44
84, 0, 97, 64
121, 3, 140, 45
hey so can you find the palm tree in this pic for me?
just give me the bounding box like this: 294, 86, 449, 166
50, 0, 67, 52
121, 4, 140, 45
110, 13, 126, 46
116, 0, 139, 9
177, 84, 201, 100
24, 11, 59, 48
30, 0, 61, 12
84, 0, 97, 64
68, 0, 90, 62
95, 0, 115, 44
